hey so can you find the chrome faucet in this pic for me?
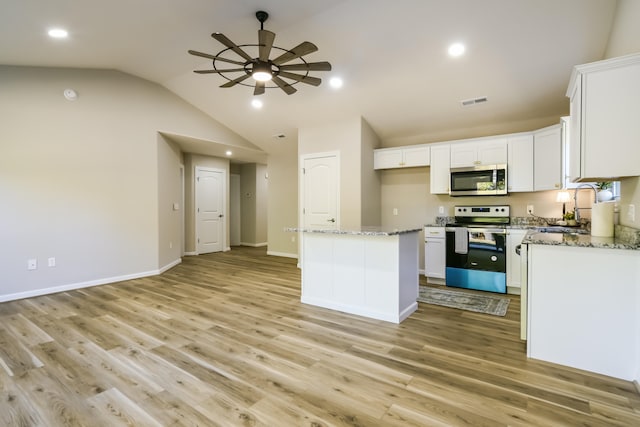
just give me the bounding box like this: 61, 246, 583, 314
574, 183, 597, 221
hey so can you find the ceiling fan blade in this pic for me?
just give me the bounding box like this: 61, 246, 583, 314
211, 32, 253, 61
279, 61, 332, 72
220, 74, 252, 88
278, 71, 321, 86
258, 30, 275, 62
194, 68, 247, 74
254, 81, 266, 96
188, 50, 246, 66
271, 76, 297, 95
271, 41, 318, 65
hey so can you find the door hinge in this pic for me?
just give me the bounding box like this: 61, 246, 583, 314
303, 208, 305, 214
197, 238, 200, 243
302, 168, 305, 174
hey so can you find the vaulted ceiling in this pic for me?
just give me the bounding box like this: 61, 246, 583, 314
0, 0, 619, 157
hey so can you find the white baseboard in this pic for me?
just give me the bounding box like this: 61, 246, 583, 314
507, 286, 522, 295
0, 258, 182, 303
240, 242, 268, 247
267, 250, 298, 259
634, 379, 640, 394
159, 258, 182, 273
183, 251, 198, 256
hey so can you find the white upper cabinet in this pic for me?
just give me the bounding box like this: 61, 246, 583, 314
507, 134, 534, 192
450, 138, 507, 168
533, 124, 563, 191
374, 145, 430, 169
430, 145, 451, 194
566, 53, 640, 180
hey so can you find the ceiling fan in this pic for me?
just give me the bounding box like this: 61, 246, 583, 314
188, 11, 332, 96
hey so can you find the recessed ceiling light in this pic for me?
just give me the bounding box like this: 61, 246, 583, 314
251, 98, 263, 109
329, 77, 343, 89
225, 150, 233, 156
48, 28, 68, 39
448, 42, 465, 57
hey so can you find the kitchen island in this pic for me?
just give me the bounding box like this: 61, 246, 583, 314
522, 225, 640, 380
288, 226, 421, 323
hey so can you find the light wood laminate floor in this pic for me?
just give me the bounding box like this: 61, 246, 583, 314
1, 246, 639, 426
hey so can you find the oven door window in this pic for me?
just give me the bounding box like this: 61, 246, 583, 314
467, 231, 505, 272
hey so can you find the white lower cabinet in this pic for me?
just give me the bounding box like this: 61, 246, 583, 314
424, 227, 446, 280
506, 229, 527, 294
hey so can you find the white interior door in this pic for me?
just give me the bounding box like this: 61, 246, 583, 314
196, 167, 225, 254
302, 154, 339, 229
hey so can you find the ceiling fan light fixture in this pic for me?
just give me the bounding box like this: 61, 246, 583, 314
251, 62, 273, 82
189, 10, 331, 95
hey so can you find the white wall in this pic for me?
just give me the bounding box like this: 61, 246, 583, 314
266, 145, 299, 258
360, 118, 382, 226
238, 163, 268, 246
157, 135, 184, 267
0, 66, 253, 301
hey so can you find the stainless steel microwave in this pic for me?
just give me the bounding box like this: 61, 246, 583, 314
449, 164, 507, 196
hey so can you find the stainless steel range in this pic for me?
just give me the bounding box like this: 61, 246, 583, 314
445, 205, 510, 293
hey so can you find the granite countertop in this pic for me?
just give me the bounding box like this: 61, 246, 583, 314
522, 224, 640, 251
285, 226, 422, 236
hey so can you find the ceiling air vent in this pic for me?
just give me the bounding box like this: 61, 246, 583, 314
461, 96, 488, 107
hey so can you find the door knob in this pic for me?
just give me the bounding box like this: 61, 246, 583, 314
219, 214, 224, 218
327, 218, 336, 223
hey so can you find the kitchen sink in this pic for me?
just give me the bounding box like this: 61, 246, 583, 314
535, 226, 589, 235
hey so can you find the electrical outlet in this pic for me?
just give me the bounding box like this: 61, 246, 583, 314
628, 204, 636, 222
393, 208, 398, 216
438, 206, 445, 215
291, 236, 296, 242
527, 205, 534, 215
28, 259, 37, 270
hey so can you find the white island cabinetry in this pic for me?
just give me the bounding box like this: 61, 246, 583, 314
527, 242, 640, 380
297, 227, 421, 323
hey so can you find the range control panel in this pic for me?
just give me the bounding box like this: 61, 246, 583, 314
454, 205, 510, 218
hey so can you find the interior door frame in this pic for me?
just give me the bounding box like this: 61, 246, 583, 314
194, 166, 226, 255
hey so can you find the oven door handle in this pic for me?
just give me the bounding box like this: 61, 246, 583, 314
445, 227, 507, 235
470, 228, 507, 234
